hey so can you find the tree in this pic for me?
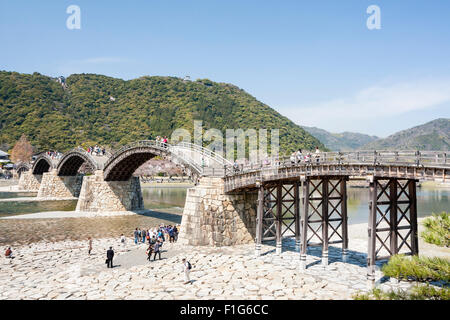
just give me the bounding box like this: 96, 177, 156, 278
10, 134, 33, 163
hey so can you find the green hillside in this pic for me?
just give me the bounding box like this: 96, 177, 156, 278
302, 126, 379, 151
0, 71, 324, 155
362, 118, 450, 151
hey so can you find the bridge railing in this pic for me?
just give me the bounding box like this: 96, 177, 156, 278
224, 150, 449, 176
105, 140, 233, 177
170, 142, 234, 177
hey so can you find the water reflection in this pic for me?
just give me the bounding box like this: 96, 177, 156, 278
0, 200, 77, 217
142, 187, 187, 212
346, 187, 450, 224
0, 191, 37, 199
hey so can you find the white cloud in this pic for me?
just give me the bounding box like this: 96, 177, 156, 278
287, 79, 450, 129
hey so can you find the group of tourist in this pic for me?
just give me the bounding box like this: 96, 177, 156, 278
101, 224, 192, 284
232, 147, 323, 173
132, 224, 179, 245
155, 136, 169, 144
289, 147, 322, 164
86, 145, 106, 156
46, 151, 62, 160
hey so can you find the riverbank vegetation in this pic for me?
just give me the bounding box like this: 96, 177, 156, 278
381, 255, 449, 282
421, 212, 449, 247
354, 213, 450, 300
354, 284, 450, 300
354, 255, 450, 300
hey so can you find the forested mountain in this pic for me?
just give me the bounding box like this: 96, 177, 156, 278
302, 126, 379, 151
0, 71, 324, 154
362, 118, 450, 151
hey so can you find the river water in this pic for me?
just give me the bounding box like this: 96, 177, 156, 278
0, 185, 448, 246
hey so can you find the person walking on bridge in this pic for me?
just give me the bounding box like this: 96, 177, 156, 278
315, 147, 321, 164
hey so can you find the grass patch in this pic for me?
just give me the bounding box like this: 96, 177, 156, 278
353, 284, 450, 300
421, 212, 450, 247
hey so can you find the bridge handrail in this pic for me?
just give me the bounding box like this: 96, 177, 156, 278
104, 140, 233, 177
225, 150, 450, 177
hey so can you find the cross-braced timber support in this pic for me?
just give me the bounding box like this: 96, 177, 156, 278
255, 180, 301, 256
300, 177, 349, 268
367, 178, 419, 281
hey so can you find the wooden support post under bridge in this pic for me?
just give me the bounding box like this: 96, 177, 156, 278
299, 176, 349, 268
254, 180, 302, 257
367, 177, 419, 282
255, 180, 264, 257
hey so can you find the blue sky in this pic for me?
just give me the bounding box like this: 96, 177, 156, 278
1, 0, 449, 137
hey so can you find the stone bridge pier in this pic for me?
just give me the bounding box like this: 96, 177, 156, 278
37, 169, 84, 198
18, 170, 42, 192
76, 170, 143, 212
177, 177, 258, 246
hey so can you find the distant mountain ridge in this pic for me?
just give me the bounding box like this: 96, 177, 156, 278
362, 118, 450, 151
301, 126, 379, 151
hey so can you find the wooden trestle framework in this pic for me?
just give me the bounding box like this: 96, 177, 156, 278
254, 176, 419, 281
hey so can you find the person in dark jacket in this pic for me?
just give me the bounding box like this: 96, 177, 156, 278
153, 240, 161, 261
106, 247, 114, 268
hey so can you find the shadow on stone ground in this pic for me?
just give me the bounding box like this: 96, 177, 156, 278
261, 238, 389, 271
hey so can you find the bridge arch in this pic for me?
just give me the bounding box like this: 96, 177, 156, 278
103, 141, 202, 182
32, 154, 53, 175
57, 148, 99, 176
16, 162, 31, 177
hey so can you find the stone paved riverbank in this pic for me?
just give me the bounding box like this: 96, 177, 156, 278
1, 233, 442, 300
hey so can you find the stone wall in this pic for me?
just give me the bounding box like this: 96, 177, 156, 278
18, 171, 42, 192
37, 170, 83, 198
178, 177, 257, 246
76, 171, 143, 212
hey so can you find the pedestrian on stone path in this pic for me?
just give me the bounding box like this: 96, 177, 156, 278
153, 240, 162, 261
134, 228, 139, 244
169, 226, 175, 243
173, 225, 179, 242
106, 247, 114, 268
120, 234, 126, 245
88, 237, 92, 255
141, 229, 146, 244
181, 258, 192, 284
146, 244, 153, 262
5, 247, 13, 259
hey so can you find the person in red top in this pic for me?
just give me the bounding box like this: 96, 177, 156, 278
5, 247, 12, 258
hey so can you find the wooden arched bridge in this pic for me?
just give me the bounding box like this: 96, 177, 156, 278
16, 141, 449, 281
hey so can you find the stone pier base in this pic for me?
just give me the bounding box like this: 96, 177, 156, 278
18, 171, 42, 192
76, 171, 144, 212
37, 170, 83, 198
178, 177, 257, 246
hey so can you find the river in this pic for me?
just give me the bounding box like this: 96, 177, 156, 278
0, 185, 448, 245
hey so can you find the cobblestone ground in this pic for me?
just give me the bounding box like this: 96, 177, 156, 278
0, 236, 423, 300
